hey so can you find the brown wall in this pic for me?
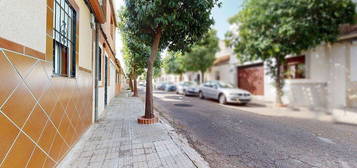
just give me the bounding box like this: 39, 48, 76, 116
0, 0, 93, 167
0, 48, 92, 168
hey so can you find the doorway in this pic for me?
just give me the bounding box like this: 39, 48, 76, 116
104, 56, 108, 106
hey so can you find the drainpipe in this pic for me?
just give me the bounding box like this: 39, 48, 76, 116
84, 0, 99, 123
94, 22, 99, 122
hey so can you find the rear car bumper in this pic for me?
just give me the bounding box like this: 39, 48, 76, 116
185, 91, 199, 96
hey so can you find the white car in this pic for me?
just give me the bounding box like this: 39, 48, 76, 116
199, 81, 251, 105
176, 81, 199, 96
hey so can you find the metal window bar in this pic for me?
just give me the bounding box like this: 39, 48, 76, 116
53, 0, 76, 77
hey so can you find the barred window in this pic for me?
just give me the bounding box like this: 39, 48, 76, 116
53, 0, 76, 77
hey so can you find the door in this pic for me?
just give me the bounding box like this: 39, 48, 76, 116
203, 82, 215, 98
238, 64, 264, 95
208, 84, 219, 99
201, 83, 210, 98
104, 56, 108, 106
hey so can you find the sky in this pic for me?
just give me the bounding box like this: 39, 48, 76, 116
212, 0, 244, 39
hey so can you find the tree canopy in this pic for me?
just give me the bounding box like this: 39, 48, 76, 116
181, 29, 219, 82
227, 0, 356, 62
121, 0, 220, 52
163, 51, 185, 75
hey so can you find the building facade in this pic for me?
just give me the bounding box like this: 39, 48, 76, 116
0, 0, 123, 167
95, 0, 122, 119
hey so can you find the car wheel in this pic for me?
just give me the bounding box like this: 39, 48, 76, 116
219, 94, 227, 104
199, 91, 205, 99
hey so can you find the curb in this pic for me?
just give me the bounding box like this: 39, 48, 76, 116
140, 95, 210, 168
159, 116, 210, 168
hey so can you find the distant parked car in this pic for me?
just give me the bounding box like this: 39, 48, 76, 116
165, 83, 177, 92
139, 82, 146, 87
176, 81, 199, 96
156, 82, 167, 90
199, 81, 251, 105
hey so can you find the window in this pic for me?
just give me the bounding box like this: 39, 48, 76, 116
98, 46, 102, 81
53, 0, 77, 77
283, 56, 305, 79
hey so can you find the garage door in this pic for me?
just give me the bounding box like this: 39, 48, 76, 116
237, 64, 264, 95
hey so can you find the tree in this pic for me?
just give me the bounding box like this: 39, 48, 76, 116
121, 35, 147, 97
120, 31, 161, 97
181, 29, 219, 83
163, 51, 185, 81
226, 0, 356, 106
121, 0, 220, 119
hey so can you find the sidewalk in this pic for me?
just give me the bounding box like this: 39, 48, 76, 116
57, 92, 208, 168
221, 99, 334, 122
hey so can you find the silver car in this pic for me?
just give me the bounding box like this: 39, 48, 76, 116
198, 81, 251, 105
176, 81, 198, 95
176, 81, 199, 96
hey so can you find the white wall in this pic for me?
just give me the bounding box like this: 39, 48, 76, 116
108, 61, 116, 102
306, 45, 329, 82
208, 64, 236, 86
327, 43, 347, 108
263, 42, 351, 109
0, 0, 46, 52
351, 44, 357, 82
97, 60, 117, 118
76, 0, 93, 70
97, 87, 105, 117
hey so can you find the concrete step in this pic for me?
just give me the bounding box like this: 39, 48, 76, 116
333, 108, 357, 125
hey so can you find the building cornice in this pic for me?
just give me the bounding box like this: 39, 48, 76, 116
88, 0, 106, 24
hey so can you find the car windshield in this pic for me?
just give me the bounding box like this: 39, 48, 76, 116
217, 82, 233, 88
184, 81, 195, 86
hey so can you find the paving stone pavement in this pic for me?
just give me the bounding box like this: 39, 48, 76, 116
57, 93, 208, 168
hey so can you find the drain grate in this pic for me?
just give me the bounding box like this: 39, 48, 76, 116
174, 103, 193, 107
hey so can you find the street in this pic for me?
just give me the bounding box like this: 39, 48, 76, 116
153, 91, 357, 168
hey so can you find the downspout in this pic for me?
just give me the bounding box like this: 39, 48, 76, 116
84, 0, 99, 123
94, 22, 99, 122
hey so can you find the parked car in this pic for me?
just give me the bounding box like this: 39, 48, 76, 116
139, 82, 146, 87
176, 81, 199, 96
199, 81, 251, 105
165, 83, 177, 92
156, 82, 167, 90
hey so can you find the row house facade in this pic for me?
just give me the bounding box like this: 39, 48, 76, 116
0, 0, 123, 167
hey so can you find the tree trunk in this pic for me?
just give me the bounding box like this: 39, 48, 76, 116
275, 57, 283, 106
133, 75, 138, 97
201, 71, 205, 84
145, 30, 162, 119
179, 74, 183, 81
129, 77, 134, 92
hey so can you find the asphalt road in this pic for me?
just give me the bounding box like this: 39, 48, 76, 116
153, 91, 357, 168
